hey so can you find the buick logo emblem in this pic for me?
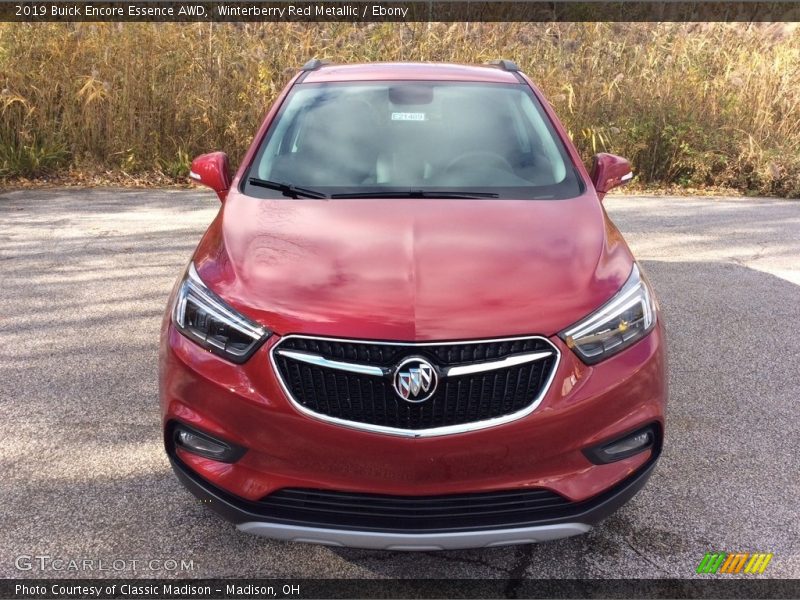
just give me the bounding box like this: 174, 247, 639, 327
393, 357, 438, 402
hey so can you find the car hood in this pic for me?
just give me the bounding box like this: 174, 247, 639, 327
195, 191, 633, 340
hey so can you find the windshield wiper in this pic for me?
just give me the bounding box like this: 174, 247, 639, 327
331, 190, 499, 199
248, 177, 327, 199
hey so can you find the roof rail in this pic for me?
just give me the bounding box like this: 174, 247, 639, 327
487, 59, 520, 72
300, 58, 331, 71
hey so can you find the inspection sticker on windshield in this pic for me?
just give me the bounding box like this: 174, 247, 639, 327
391, 112, 426, 121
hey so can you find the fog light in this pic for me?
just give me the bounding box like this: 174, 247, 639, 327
604, 431, 652, 455
172, 424, 245, 463
584, 425, 656, 464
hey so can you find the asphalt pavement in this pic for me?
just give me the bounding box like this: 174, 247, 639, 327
1, 189, 798, 580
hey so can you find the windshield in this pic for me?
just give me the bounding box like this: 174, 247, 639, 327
244, 81, 583, 200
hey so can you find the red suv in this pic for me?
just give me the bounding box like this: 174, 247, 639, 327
160, 60, 666, 550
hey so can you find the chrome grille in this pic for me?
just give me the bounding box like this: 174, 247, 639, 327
270, 335, 559, 437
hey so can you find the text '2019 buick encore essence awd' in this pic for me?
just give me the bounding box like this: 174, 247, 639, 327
159, 60, 667, 550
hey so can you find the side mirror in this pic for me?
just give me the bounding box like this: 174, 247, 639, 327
591, 153, 633, 200
189, 152, 232, 202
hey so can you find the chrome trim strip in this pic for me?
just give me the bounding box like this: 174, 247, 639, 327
269, 334, 561, 438
275, 349, 387, 377
445, 350, 553, 377
277, 348, 553, 379
237, 521, 590, 550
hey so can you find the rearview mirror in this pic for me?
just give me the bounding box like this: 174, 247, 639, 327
189, 152, 232, 202
591, 153, 633, 200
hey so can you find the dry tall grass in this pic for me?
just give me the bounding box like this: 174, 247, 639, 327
1, 22, 798, 196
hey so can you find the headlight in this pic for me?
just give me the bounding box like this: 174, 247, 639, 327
559, 264, 656, 364
172, 262, 270, 363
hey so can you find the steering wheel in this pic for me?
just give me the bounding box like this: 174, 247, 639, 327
444, 151, 514, 174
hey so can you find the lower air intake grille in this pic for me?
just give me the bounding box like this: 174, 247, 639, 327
258, 487, 572, 532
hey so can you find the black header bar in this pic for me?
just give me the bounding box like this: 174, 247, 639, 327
3, 579, 800, 599
3, 1, 800, 22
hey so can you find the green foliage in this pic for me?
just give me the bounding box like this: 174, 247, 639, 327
0, 22, 798, 196
0, 138, 70, 177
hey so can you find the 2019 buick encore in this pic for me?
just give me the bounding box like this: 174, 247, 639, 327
159, 60, 667, 550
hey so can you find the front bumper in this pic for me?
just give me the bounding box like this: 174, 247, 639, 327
170, 452, 659, 550
160, 315, 667, 548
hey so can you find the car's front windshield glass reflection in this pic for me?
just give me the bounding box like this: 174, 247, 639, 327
245, 82, 583, 200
